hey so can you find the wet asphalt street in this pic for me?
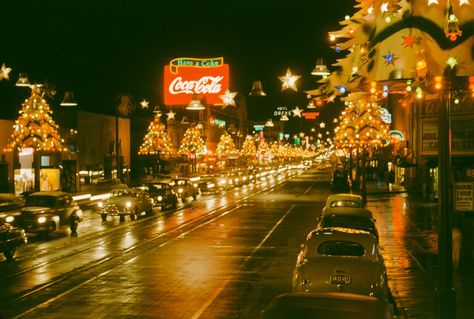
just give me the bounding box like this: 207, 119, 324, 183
1, 168, 473, 318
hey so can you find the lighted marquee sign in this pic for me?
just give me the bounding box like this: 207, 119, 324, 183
164, 57, 229, 105
302, 112, 320, 120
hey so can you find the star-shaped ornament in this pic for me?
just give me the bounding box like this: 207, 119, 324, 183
166, 109, 176, 120
381, 2, 389, 13
402, 34, 420, 48
291, 106, 303, 117
140, 99, 149, 109
447, 56, 458, 69
279, 68, 301, 91
219, 89, 237, 109
0, 63, 12, 80
428, 0, 438, 5
460, 0, 470, 5
383, 51, 398, 65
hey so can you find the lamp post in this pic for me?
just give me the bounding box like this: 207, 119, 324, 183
434, 71, 456, 319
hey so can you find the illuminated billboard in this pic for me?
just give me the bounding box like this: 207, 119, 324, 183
164, 57, 229, 106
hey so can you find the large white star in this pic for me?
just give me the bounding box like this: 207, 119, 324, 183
219, 89, 237, 108
166, 109, 176, 120
0, 63, 12, 80
140, 99, 149, 109
460, 0, 470, 5
447, 56, 458, 69
428, 0, 439, 5
279, 68, 301, 91
380, 2, 389, 13
292, 106, 303, 117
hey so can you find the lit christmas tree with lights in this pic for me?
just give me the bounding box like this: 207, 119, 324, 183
216, 131, 238, 159
5, 85, 66, 153
256, 138, 270, 161
138, 115, 174, 155
178, 126, 205, 156
240, 135, 257, 157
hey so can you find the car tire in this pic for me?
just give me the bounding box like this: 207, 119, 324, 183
119, 215, 126, 222
101, 213, 108, 222
3, 246, 16, 261
130, 214, 137, 221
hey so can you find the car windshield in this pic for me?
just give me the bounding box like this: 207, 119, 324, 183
329, 200, 360, 208
175, 180, 186, 186
148, 184, 167, 190
321, 215, 375, 233
111, 189, 136, 197
25, 195, 56, 207
317, 240, 365, 257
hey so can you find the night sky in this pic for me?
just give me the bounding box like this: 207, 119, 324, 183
0, 0, 355, 128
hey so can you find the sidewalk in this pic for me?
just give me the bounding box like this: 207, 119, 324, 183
365, 180, 474, 319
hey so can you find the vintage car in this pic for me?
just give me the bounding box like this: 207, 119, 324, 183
323, 193, 364, 212
261, 292, 394, 319
141, 181, 178, 210
169, 178, 200, 202
98, 188, 153, 221
0, 221, 27, 260
292, 228, 389, 300
196, 176, 220, 194
317, 206, 379, 241
5, 192, 82, 236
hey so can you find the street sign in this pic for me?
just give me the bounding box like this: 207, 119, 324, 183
454, 182, 474, 212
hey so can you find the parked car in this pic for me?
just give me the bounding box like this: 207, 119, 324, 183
318, 206, 378, 241
0, 221, 27, 261
5, 192, 82, 236
141, 181, 178, 210
0, 193, 25, 214
98, 188, 153, 221
169, 178, 200, 202
292, 228, 389, 300
324, 193, 364, 211
261, 292, 395, 319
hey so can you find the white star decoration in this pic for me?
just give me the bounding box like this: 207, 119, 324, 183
279, 68, 301, 91
140, 99, 149, 108
380, 2, 389, 13
428, 0, 439, 5
166, 109, 176, 120
219, 89, 237, 109
291, 106, 303, 117
459, 0, 470, 5
0, 63, 12, 80
447, 56, 458, 69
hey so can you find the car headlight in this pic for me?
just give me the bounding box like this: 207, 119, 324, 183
126, 201, 132, 208
178, 188, 183, 193
5, 216, 14, 223
157, 195, 163, 201
97, 201, 103, 208
38, 216, 47, 224
207, 182, 215, 188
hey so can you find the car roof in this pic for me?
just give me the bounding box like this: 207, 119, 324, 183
306, 227, 377, 251
323, 207, 374, 218
30, 191, 70, 197
262, 292, 392, 319
326, 193, 363, 203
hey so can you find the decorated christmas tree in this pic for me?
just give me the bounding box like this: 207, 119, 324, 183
4, 85, 66, 153
240, 135, 257, 157
216, 131, 238, 159
256, 138, 270, 160
178, 126, 205, 156
138, 114, 174, 155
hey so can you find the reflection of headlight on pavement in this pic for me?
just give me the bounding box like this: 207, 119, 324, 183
126, 201, 132, 208
38, 216, 47, 224
5, 216, 14, 223
178, 188, 183, 193
97, 201, 103, 208
157, 196, 163, 201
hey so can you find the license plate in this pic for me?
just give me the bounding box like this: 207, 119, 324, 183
330, 275, 351, 284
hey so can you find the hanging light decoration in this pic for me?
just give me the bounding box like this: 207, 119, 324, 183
186, 94, 205, 110
249, 80, 267, 96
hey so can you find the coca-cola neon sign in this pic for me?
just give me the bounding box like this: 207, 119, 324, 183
164, 57, 229, 106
